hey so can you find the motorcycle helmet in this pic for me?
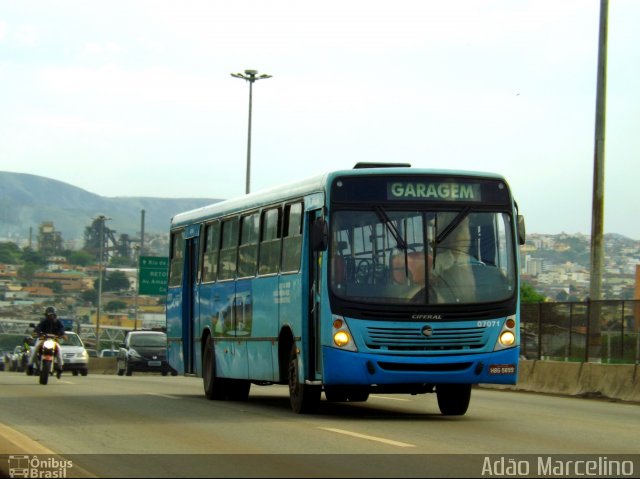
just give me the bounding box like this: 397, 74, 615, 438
44, 306, 57, 318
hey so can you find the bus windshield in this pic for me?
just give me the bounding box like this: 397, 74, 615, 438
330, 208, 516, 305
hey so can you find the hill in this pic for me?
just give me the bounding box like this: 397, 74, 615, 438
0, 171, 220, 241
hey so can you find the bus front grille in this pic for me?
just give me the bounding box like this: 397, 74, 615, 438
364, 325, 488, 352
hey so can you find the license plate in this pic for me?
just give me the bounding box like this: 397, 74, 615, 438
489, 364, 516, 375
148, 361, 161, 367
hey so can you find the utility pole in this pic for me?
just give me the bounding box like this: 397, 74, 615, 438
588, 0, 609, 362
95, 215, 110, 351
140, 209, 145, 256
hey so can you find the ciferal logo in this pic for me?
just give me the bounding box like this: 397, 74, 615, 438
412, 313, 443, 320
421, 325, 434, 337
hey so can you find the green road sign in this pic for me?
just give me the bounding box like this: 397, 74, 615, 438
138, 256, 169, 296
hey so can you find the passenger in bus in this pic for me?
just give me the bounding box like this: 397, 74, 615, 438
433, 215, 477, 302
390, 251, 428, 286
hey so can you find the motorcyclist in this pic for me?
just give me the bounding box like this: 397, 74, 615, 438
28, 306, 66, 379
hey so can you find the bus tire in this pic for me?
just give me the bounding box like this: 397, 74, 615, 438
203, 336, 226, 400
228, 379, 251, 401
436, 383, 471, 416
288, 344, 320, 414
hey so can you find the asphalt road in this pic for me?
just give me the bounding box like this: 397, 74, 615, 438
0, 371, 638, 477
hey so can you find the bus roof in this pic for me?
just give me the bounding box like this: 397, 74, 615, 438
170, 166, 507, 228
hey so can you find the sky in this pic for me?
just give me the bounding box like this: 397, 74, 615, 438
0, 0, 639, 239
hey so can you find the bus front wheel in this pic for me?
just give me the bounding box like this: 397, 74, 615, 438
436, 383, 471, 416
288, 344, 320, 414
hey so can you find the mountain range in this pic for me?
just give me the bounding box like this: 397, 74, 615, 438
0, 171, 221, 241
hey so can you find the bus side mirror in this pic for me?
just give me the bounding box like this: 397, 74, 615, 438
517, 215, 526, 245
311, 218, 329, 251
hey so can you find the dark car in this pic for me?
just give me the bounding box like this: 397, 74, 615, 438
117, 331, 176, 376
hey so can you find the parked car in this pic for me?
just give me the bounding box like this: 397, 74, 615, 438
58, 331, 89, 376
117, 330, 176, 376
99, 349, 118, 358
86, 349, 98, 358
9, 345, 27, 372
0, 349, 9, 371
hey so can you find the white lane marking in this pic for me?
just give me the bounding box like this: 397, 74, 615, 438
318, 427, 415, 448
370, 395, 411, 402
145, 392, 180, 400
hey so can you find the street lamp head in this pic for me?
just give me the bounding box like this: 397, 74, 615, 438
232, 70, 272, 83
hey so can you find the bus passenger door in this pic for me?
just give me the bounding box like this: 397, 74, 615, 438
308, 209, 325, 378
182, 226, 200, 375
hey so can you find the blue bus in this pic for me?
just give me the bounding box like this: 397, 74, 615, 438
166, 164, 525, 414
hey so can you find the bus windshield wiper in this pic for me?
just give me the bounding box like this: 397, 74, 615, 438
373, 206, 407, 250
436, 206, 471, 245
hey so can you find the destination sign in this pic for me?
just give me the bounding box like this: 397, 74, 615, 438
331, 175, 511, 205
388, 182, 481, 201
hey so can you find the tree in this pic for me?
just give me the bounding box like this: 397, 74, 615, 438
94, 270, 131, 292
81, 289, 98, 306
521, 282, 546, 303
17, 263, 38, 282
106, 300, 127, 312
0, 242, 21, 263
68, 250, 94, 267
109, 255, 136, 268
21, 248, 47, 266
44, 281, 64, 295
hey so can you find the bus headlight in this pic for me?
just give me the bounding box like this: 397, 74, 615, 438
332, 315, 358, 352
333, 331, 350, 347
499, 331, 516, 347
493, 315, 518, 351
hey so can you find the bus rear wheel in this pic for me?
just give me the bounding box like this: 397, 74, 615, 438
203, 336, 226, 400
288, 344, 320, 414
227, 379, 251, 401
436, 383, 471, 416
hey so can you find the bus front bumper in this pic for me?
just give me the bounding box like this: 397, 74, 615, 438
321, 346, 519, 386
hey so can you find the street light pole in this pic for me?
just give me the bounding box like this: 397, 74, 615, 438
588, 0, 609, 362
231, 69, 272, 194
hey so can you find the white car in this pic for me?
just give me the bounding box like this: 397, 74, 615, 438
59, 331, 89, 376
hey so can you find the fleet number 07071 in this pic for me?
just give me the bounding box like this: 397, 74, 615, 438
477, 320, 501, 328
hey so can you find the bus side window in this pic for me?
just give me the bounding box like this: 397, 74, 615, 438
281, 202, 303, 273
202, 221, 220, 283
259, 207, 281, 275
169, 230, 185, 287
238, 212, 260, 278
218, 217, 239, 280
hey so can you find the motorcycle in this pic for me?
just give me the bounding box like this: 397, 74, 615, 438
33, 334, 62, 385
